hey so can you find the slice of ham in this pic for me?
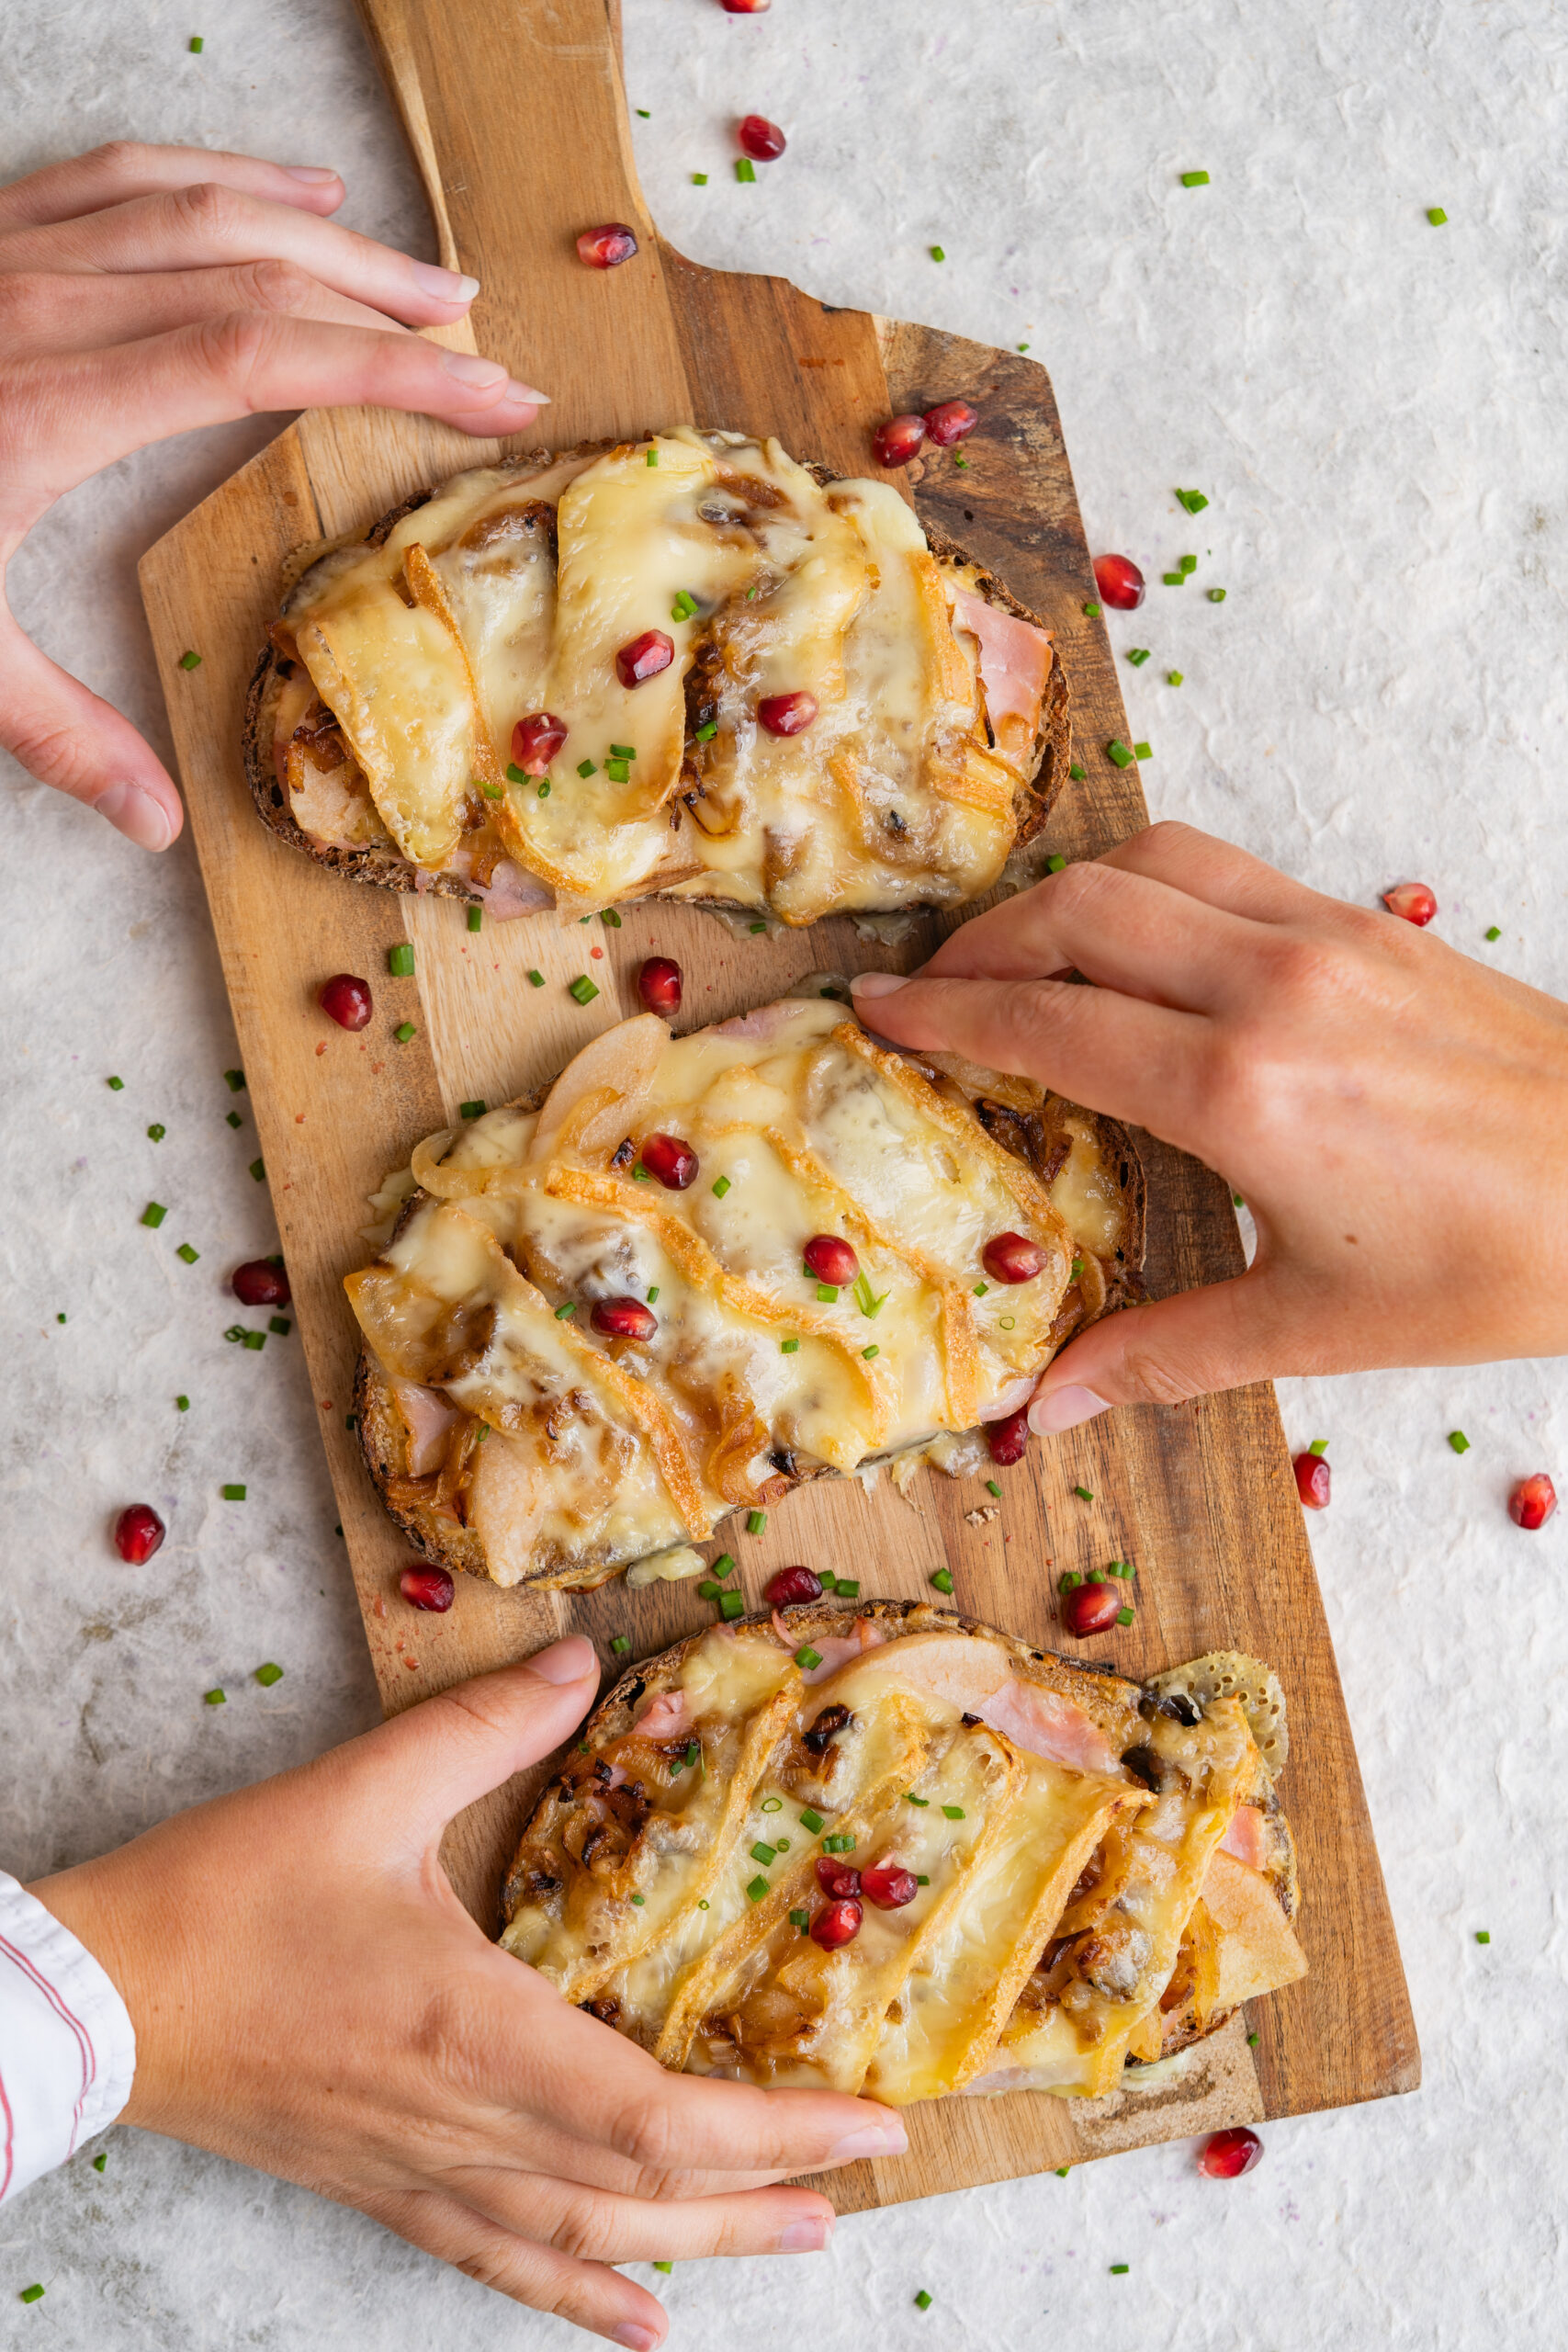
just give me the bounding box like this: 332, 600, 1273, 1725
390, 1375, 460, 1476
813, 1628, 1123, 1775
631, 1687, 694, 1741
1218, 1803, 1270, 1871
773, 1612, 888, 1682
471, 858, 555, 919
950, 588, 1052, 742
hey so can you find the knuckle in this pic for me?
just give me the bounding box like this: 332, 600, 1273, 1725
174, 177, 248, 243
543, 2189, 618, 2264
88, 138, 154, 183
1117, 1341, 1204, 1408
243, 257, 319, 314
193, 310, 273, 399
607, 2092, 682, 2184
0, 273, 57, 343
1041, 856, 1106, 921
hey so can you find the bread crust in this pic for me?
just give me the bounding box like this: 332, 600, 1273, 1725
243, 441, 1072, 914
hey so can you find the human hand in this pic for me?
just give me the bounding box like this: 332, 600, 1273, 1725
0, 141, 547, 851
852, 821, 1568, 1427
32, 1637, 900, 2347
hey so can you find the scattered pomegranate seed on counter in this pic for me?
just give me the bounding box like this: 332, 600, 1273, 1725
1382, 880, 1438, 926
615, 628, 675, 687
1061, 1580, 1123, 1638
592, 1296, 658, 1341
400, 1565, 455, 1611
758, 690, 818, 736
861, 1860, 919, 1909
576, 222, 638, 269
512, 712, 568, 773
1092, 553, 1145, 611
987, 1408, 1030, 1466
922, 400, 977, 447
738, 114, 786, 160
720, 0, 770, 11
816, 1856, 862, 1900
765, 1565, 823, 1608
639, 1133, 698, 1189
873, 413, 928, 468
1509, 1473, 1558, 1530
1199, 2126, 1263, 2178
803, 1234, 859, 1286
637, 956, 683, 1016
811, 1896, 863, 1948
114, 1504, 165, 1565
231, 1260, 289, 1309
319, 972, 373, 1031
982, 1232, 1046, 1284
1292, 1451, 1331, 1509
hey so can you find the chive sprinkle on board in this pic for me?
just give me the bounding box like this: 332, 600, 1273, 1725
1180, 170, 1210, 187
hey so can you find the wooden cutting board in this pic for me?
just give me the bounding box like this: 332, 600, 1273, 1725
138, 0, 1417, 2213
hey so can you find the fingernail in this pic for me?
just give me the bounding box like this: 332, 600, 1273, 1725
613, 2328, 660, 2352
281, 164, 341, 184
96, 781, 174, 853
527, 1634, 598, 1685
441, 350, 509, 389
502, 379, 550, 404
1027, 1385, 1111, 1436
777, 2214, 834, 2253
828, 2120, 908, 2162
850, 971, 906, 1000
411, 259, 480, 304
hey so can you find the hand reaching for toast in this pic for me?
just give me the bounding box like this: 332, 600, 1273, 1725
0, 141, 546, 853
853, 821, 1568, 1417
33, 1639, 893, 2348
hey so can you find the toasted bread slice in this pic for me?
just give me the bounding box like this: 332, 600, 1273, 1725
244, 433, 1071, 925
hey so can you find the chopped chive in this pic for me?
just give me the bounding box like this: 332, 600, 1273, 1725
816, 1283, 840, 1304
747, 1509, 767, 1534
1163, 571, 1185, 586
1233, 1191, 1245, 1206
1449, 1430, 1471, 1453
243, 1330, 265, 1350
692, 172, 708, 185
1475, 1929, 1490, 1944
393, 1022, 416, 1044
711, 1555, 737, 1578
605, 759, 630, 783
205, 1688, 226, 1705
1081, 601, 1101, 618
1168, 669, 1184, 686
800, 1807, 825, 1833
1110, 2263, 1130, 2276
141, 1202, 167, 1227
1134, 741, 1152, 760
554, 1300, 576, 1318
760, 1795, 783, 1812
916, 1872, 930, 1885
973, 1281, 989, 1297
930, 244, 945, 261
915, 2291, 933, 2312
719, 1589, 745, 1620
1070, 1257, 1084, 1279
697, 1898, 709, 1909
107, 1074, 124, 1091
818, 1572, 838, 1592
822, 1834, 855, 1852
736, 157, 757, 182
459, 1100, 486, 1120
750, 1841, 776, 1865
1059, 1571, 1082, 1592
1208, 587, 1227, 602
930, 1568, 954, 1594
569, 976, 600, 1004
1115, 1605, 1134, 1625
255, 1662, 283, 1687
863, 1344, 879, 1360
468, 904, 483, 933
609, 743, 636, 761
684, 1741, 699, 1769
1175, 489, 1209, 514
636, 107, 650, 118
224, 1324, 244, 1343
905, 1792, 930, 1806
1074, 1485, 1094, 1501
178, 645, 203, 666
227, 1110, 243, 1128
1106, 739, 1134, 767
527, 968, 546, 987
694, 719, 717, 742
999, 1315, 1015, 1331
176, 1394, 189, 1410
632, 1164, 650, 1182
698, 1580, 722, 1600
92, 2152, 107, 2171
853, 1272, 887, 1318
1046, 853, 1067, 874
749, 920, 767, 934
671, 590, 699, 623
270, 1316, 292, 1337
506, 763, 528, 785
537, 779, 551, 798
578, 759, 598, 779
1180, 170, 1210, 187
19, 2285, 45, 2303
986, 1479, 1002, 1498
1055, 2165, 1070, 2177
1427, 206, 1448, 226
57, 1313, 66, 1323
187, 35, 204, 53
388, 943, 414, 978
176, 1242, 199, 1264
1127, 647, 1150, 666
1068, 760, 1086, 780
1485, 924, 1502, 941
1179, 555, 1198, 577
746, 1873, 769, 1900
224, 1069, 246, 1092
795, 1645, 822, 1669
646, 1285, 660, 1304
1018, 342, 1030, 352
836, 1578, 860, 1598
609, 1634, 631, 1657
712, 1175, 731, 1198
145, 1121, 166, 1140
1309, 1438, 1329, 1456
480, 780, 502, 799
942, 1804, 965, 1820
790, 1906, 809, 1930
1085, 1568, 1105, 1584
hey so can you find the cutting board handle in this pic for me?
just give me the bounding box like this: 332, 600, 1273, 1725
352, 0, 689, 438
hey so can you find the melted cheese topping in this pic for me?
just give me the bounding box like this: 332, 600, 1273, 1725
278, 431, 1053, 921
350, 1001, 1075, 1584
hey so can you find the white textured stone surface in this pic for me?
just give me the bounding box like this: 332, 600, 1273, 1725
3, 1, 1566, 2343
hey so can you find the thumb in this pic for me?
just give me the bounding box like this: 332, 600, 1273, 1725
349, 1636, 602, 1850
0, 598, 184, 849
1027, 1268, 1287, 1431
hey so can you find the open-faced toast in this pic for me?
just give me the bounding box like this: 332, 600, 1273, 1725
346, 995, 1144, 1593
246, 430, 1071, 927
501, 1600, 1305, 2104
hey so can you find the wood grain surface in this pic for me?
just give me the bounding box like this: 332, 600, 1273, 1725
137, 0, 1417, 2216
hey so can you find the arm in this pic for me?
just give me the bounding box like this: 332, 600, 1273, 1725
852, 822, 1568, 1426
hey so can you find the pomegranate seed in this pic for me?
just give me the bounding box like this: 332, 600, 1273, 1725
231, 1259, 289, 1309
987, 1408, 1030, 1467
861, 1860, 919, 1909
1509, 1473, 1558, 1531
765, 1565, 822, 1609
512, 712, 568, 775
319, 972, 373, 1031
758, 690, 818, 736
1292, 1452, 1331, 1510
1061, 1580, 1123, 1638
720, 0, 770, 10
1092, 554, 1145, 611
811, 1897, 863, 1948
592, 1296, 658, 1342
982, 1232, 1045, 1284
738, 114, 786, 161
873, 413, 927, 469
638, 1133, 698, 1190
400, 1565, 455, 1611
576, 222, 638, 269
815, 1856, 862, 1900
1382, 881, 1438, 926
803, 1234, 859, 1287
615, 628, 675, 688
114, 1504, 165, 1565
922, 400, 977, 447
637, 956, 683, 1017
1198, 2126, 1263, 2179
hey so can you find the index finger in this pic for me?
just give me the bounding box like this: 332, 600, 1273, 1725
0, 141, 345, 233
